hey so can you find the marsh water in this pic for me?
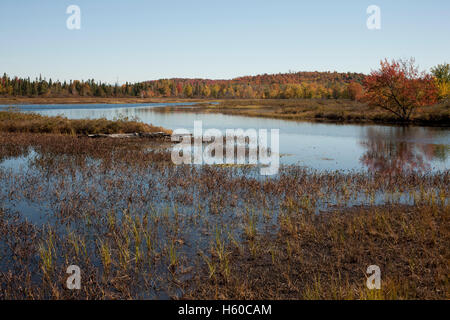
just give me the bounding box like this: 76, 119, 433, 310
0, 102, 448, 299
1, 102, 449, 173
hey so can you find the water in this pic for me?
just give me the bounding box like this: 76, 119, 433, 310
1, 103, 449, 172
0, 103, 447, 299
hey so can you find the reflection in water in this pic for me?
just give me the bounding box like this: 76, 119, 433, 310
360, 126, 449, 174
1, 103, 449, 172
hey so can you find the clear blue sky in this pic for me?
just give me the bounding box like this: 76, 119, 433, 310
1, 0, 449, 84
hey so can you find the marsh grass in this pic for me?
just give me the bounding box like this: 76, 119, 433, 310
156, 99, 450, 125
0, 111, 171, 135
0, 132, 448, 299
188, 203, 449, 299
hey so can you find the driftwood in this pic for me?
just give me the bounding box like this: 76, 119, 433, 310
87, 132, 171, 139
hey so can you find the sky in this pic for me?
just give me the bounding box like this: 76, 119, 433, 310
0, 0, 449, 84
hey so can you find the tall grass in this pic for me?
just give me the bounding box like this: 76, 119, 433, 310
0, 111, 171, 135
159, 99, 450, 125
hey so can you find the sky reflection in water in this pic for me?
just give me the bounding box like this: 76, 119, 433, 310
1, 103, 448, 173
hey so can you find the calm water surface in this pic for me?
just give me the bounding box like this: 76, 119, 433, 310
1, 103, 449, 173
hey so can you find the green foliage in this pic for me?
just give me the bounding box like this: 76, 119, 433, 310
431, 63, 450, 100
431, 63, 450, 83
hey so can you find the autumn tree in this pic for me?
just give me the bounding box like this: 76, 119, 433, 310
183, 84, 193, 98
0, 70, 370, 100
201, 85, 211, 97
176, 83, 183, 96
347, 81, 364, 101
363, 58, 438, 121
331, 85, 341, 99
431, 63, 450, 100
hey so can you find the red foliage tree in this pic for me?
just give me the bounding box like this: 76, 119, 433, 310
347, 81, 364, 101
363, 58, 438, 121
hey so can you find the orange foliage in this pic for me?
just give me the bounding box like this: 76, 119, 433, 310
363, 58, 438, 121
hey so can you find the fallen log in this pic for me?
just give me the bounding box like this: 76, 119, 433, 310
87, 132, 171, 139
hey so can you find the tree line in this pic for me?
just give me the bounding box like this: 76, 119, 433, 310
1, 63, 448, 104
0, 71, 366, 100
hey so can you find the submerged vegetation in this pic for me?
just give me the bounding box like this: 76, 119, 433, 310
0, 131, 448, 299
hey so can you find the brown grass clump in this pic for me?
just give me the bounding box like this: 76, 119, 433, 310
187, 204, 450, 300
0, 132, 173, 166
0, 111, 171, 135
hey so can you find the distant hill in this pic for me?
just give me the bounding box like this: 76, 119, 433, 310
141, 71, 366, 99
232, 71, 365, 85
1, 71, 366, 99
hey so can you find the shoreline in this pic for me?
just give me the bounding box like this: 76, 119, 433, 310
0, 110, 172, 135
0, 96, 448, 127
154, 100, 450, 127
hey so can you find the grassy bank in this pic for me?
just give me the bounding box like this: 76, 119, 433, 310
0, 111, 171, 135
0, 132, 448, 299
2, 97, 448, 125
156, 99, 450, 126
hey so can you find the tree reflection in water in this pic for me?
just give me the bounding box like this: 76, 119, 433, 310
360, 126, 448, 174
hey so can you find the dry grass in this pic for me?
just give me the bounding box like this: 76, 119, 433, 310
0, 111, 171, 135
0, 132, 448, 299
157, 99, 450, 125
187, 204, 449, 300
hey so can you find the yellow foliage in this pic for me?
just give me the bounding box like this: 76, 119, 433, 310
436, 80, 450, 100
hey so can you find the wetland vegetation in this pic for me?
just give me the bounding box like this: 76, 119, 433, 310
0, 111, 171, 135
0, 117, 448, 299
1, 0, 449, 304
155, 98, 449, 126
0, 59, 448, 300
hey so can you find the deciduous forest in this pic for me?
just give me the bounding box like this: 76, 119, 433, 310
0, 71, 367, 100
